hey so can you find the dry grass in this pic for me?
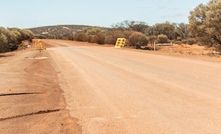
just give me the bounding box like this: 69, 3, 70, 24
153, 44, 217, 56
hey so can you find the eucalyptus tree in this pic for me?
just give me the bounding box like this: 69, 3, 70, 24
188, 0, 221, 46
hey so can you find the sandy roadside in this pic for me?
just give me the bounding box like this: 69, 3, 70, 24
0, 45, 81, 133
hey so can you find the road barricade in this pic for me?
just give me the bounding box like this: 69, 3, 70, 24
115, 38, 126, 48
35, 39, 44, 51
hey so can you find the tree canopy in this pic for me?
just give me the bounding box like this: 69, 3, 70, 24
0, 27, 34, 53
188, 0, 221, 46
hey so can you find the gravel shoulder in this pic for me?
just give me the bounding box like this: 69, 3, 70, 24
0, 46, 81, 134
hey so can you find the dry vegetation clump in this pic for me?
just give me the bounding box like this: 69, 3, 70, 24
148, 35, 157, 46
157, 34, 169, 43
0, 33, 8, 53
177, 37, 182, 41
169, 44, 215, 55
67, 35, 74, 40
82, 27, 102, 35
94, 33, 106, 44
87, 35, 95, 43
75, 33, 88, 42
105, 30, 126, 44
105, 28, 134, 46
129, 32, 148, 49
37, 35, 46, 39
214, 44, 221, 52
181, 38, 197, 45
175, 41, 182, 45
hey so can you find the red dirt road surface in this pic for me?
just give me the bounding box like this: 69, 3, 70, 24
1, 39, 221, 134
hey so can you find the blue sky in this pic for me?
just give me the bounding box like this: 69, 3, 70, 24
0, 0, 209, 28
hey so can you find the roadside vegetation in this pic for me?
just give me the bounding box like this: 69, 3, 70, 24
29, 25, 91, 35
32, 0, 221, 52
0, 27, 34, 53
188, 0, 221, 51
1, 0, 218, 54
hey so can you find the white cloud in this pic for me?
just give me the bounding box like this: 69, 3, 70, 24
161, 0, 168, 3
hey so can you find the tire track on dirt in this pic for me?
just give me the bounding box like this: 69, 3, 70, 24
0, 109, 62, 121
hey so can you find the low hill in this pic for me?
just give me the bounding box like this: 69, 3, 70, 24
29, 25, 92, 35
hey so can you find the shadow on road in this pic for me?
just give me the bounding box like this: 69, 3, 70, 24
0, 54, 14, 58
0, 92, 41, 97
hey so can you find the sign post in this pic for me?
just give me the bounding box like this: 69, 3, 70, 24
170, 42, 172, 52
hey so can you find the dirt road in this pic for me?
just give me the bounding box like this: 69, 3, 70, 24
44, 40, 221, 133
1, 39, 221, 133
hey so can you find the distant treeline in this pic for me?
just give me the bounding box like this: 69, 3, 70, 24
34, 22, 194, 48
71, 0, 221, 51
29, 25, 92, 35
33, 0, 221, 51
72, 22, 191, 49
0, 27, 34, 53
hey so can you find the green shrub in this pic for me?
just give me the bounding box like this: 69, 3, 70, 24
19, 29, 34, 42
0, 33, 8, 53
129, 32, 148, 49
148, 35, 157, 45
83, 27, 102, 35
157, 34, 168, 43
0, 27, 34, 53
10, 30, 21, 44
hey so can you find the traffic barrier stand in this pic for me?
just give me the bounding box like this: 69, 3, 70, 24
115, 38, 126, 48
35, 39, 45, 51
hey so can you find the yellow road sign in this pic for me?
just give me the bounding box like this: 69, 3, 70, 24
35, 39, 44, 50
115, 38, 126, 48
